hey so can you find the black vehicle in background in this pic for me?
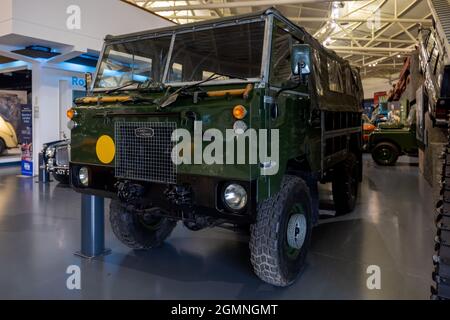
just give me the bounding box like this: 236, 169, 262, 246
41, 140, 70, 184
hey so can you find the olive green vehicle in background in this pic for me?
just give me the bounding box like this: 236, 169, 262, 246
369, 110, 418, 166
69, 8, 364, 286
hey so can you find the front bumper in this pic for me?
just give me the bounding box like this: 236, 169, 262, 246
70, 163, 257, 223
40, 161, 69, 176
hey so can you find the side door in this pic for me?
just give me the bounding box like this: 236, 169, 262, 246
262, 21, 312, 196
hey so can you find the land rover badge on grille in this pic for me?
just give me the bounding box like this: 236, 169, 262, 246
135, 127, 155, 138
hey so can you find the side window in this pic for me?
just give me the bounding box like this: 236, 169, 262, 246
312, 49, 324, 96
328, 58, 344, 93
345, 67, 354, 95
169, 63, 183, 82
270, 25, 294, 86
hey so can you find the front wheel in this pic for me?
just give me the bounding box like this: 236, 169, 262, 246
109, 200, 176, 250
371, 142, 399, 166
250, 175, 313, 287
53, 173, 69, 184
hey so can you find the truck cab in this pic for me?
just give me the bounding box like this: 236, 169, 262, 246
68, 8, 363, 287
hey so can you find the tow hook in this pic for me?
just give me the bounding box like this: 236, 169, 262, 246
115, 180, 145, 203
165, 185, 192, 206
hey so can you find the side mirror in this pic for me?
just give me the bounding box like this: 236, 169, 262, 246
84, 72, 93, 95
291, 44, 312, 76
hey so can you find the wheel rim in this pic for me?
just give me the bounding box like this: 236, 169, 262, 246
285, 204, 307, 259
375, 147, 393, 164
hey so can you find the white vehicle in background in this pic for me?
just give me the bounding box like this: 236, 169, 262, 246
0, 115, 18, 154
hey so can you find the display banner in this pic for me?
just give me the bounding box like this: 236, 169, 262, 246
374, 91, 387, 105
20, 104, 33, 176
0, 90, 27, 135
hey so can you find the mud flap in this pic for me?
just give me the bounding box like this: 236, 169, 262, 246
299, 172, 319, 226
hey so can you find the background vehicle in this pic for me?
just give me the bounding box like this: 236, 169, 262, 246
41, 139, 70, 184
362, 114, 376, 149
69, 8, 363, 287
369, 106, 418, 166
0, 115, 18, 155
369, 128, 418, 166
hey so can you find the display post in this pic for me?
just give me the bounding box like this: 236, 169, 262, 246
75, 194, 111, 259
20, 104, 33, 177
37, 152, 49, 183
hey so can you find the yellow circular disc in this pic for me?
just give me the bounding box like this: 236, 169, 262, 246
96, 135, 115, 164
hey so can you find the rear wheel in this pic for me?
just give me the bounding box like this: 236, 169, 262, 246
109, 200, 176, 250
250, 175, 313, 287
371, 142, 399, 166
332, 153, 359, 215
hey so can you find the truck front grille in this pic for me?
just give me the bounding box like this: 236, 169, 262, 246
114, 122, 177, 184
55, 146, 69, 166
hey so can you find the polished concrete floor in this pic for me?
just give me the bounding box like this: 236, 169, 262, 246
0, 155, 435, 299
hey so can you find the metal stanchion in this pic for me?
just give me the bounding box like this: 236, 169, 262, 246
75, 194, 111, 259
37, 152, 50, 183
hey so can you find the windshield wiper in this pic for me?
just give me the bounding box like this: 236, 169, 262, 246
105, 78, 165, 95
105, 80, 141, 94
158, 73, 248, 109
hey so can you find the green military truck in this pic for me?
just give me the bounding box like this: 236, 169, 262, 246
369, 126, 418, 166
68, 8, 364, 286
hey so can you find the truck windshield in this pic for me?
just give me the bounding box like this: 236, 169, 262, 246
94, 36, 172, 90
94, 21, 265, 90
167, 21, 265, 84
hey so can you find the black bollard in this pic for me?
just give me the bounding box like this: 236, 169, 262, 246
38, 152, 50, 183
75, 194, 111, 259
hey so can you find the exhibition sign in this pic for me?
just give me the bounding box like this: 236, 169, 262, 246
20, 104, 33, 176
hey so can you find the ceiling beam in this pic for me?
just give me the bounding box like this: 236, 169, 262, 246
149, 0, 361, 12
159, 15, 431, 25
327, 46, 413, 52
295, 17, 431, 23
331, 36, 416, 44
334, 51, 391, 57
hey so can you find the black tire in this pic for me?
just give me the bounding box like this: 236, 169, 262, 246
53, 173, 69, 184
109, 200, 176, 250
332, 153, 359, 215
250, 175, 313, 287
371, 142, 399, 166
0, 139, 5, 155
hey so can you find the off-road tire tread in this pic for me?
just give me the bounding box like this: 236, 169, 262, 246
109, 200, 176, 250
250, 175, 311, 287
372, 142, 399, 166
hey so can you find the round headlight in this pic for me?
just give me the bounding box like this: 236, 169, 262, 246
79, 167, 89, 187
223, 184, 248, 211
67, 120, 78, 130
45, 147, 55, 158
233, 121, 248, 135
